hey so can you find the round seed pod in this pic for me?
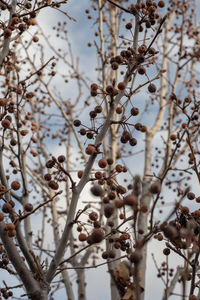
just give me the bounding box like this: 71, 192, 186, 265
90, 83, 98, 90
125, 22, 132, 30
150, 182, 161, 194
91, 228, 104, 243
48, 180, 59, 190
7, 229, 16, 238
104, 203, 115, 218
2, 119, 10, 129
102, 251, 109, 259
11, 181, 20, 191
117, 82, 126, 90
187, 192, 195, 200
148, 83, 157, 93
91, 184, 104, 197
46, 160, 55, 168
2, 203, 12, 214
158, 1, 165, 8
98, 158, 107, 168
124, 194, 138, 206
73, 119, 81, 127
89, 211, 98, 221
58, 155, 65, 163
24, 203, 33, 212
163, 248, 170, 256
44, 174, 51, 181
6, 223, 15, 231
79, 233, 87, 242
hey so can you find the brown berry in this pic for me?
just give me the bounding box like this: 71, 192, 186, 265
124, 194, 138, 206
0, 185, 6, 193
48, 180, 59, 190
44, 174, 52, 181
163, 225, 177, 239
94, 105, 102, 113
102, 251, 109, 259
129, 138, 137, 146
170, 134, 177, 141
24, 203, 33, 212
11, 181, 20, 191
18, 23, 27, 32
1, 119, 10, 129
141, 125, 147, 132
116, 185, 127, 194
99, 180, 105, 185
106, 85, 114, 94
95, 171, 102, 179
86, 145, 95, 155
86, 132, 93, 139
0, 98, 7, 106
111, 62, 119, 70
148, 83, 157, 93
114, 198, 124, 208
93, 221, 101, 228
181, 206, 189, 215
91, 229, 104, 243
77, 170, 83, 178
116, 164, 123, 173
46, 160, 55, 168
196, 197, 200, 203
6, 223, 15, 230
90, 83, 98, 90
158, 1, 165, 8
86, 235, 94, 244
148, 47, 156, 55
90, 89, 97, 96
4, 28, 12, 38
150, 182, 161, 194
138, 67, 145, 75
2, 203, 12, 213
33, 35, 39, 42
107, 158, 114, 165
187, 192, 195, 200
131, 107, 139, 116
163, 248, 170, 256
73, 120, 81, 127
125, 23, 132, 30
89, 110, 97, 119
10, 138, 17, 146
79, 233, 87, 242
98, 158, 107, 168
118, 240, 124, 248
91, 184, 104, 197
104, 203, 115, 218
58, 155, 65, 163
117, 82, 126, 90
7, 229, 16, 237
108, 191, 116, 200
89, 211, 98, 221
116, 106, 122, 114
20, 129, 29, 136
113, 88, 118, 96
138, 45, 146, 54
